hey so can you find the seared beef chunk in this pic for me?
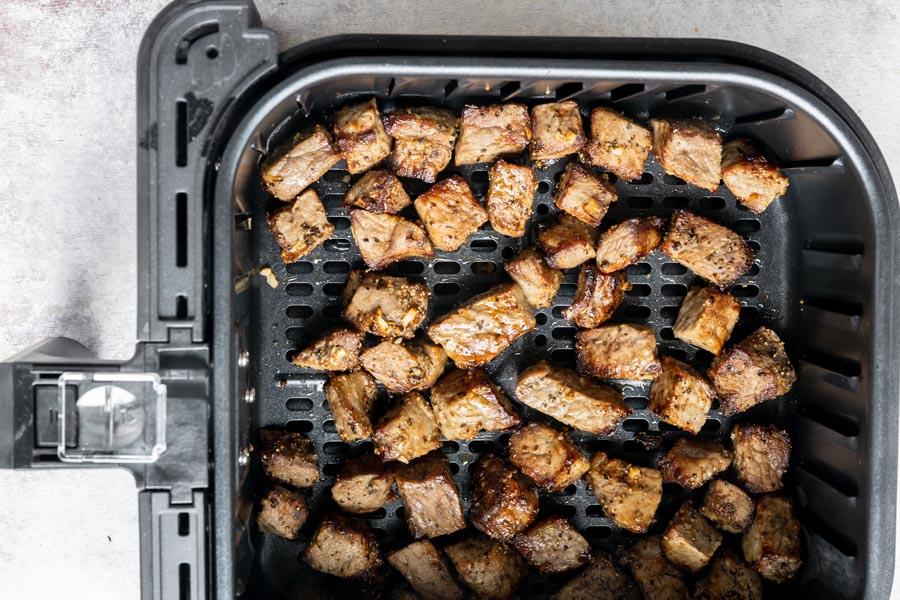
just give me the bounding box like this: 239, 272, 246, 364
429, 368, 521, 440
343, 270, 429, 338
486, 159, 538, 237
503, 246, 564, 308
292, 327, 362, 371
344, 169, 411, 214
650, 118, 722, 192
513, 516, 590, 574
304, 512, 383, 580
257, 484, 308, 540
551, 552, 641, 600
564, 264, 629, 329
658, 437, 733, 489
536, 213, 598, 269
387, 540, 465, 600
579, 107, 652, 181
332, 98, 393, 174
360, 338, 446, 393
267, 189, 334, 263
455, 103, 532, 166
695, 550, 763, 600
731, 424, 791, 494
661, 502, 722, 572
649, 357, 716, 435
469, 454, 540, 541
584, 452, 662, 533
350, 210, 433, 270
660, 209, 754, 288
392, 452, 467, 539
742, 494, 803, 583
384, 107, 458, 182
260, 428, 319, 488
622, 536, 690, 600
530, 101, 587, 166
575, 323, 662, 380
700, 479, 755, 534
261, 124, 341, 201
373, 392, 442, 463
331, 454, 395, 514
444, 534, 527, 600
508, 422, 590, 491
323, 370, 378, 443
414, 175, 489, 251
553, 161, 617, 227
722, 138, 789, 214
595, 216, 665, 273
672, 286, 740, 355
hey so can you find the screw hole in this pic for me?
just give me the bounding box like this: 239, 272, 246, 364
206, 47, 218, 59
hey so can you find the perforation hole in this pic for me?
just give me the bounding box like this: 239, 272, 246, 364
534, 334, 547, 347
394, 261, 425, 275
471, 170, 489, 184
470, 239, 497, 252
748, 240, 761, 252
699, 196, 726, 210
501, 247, 515, 260
537, 181, 551, 194
627, 196, 653, 209
471, 262, 496, 274
661, 284, 687, 297
740, 306, 760, 320
324, 239, 351, 252
323, 442, 348, 456
322, 420, 336, 433
322, 463, 340, 476
286, 283, 314, 296
667, 348, 687, 360
435, 283, 461, 296
610, 83, 645, 102
285, 327, 309, 342
662, 196, 689, 209
632, 173, 654, 185
286, 262, 314, 274
702, 419, 722, 432
660, 306, 680, 320
323, 170, 350, 183
286, 305, 313, 319
442, 441, 460, 454
625, 263, 652, 276
623, 418, 650, 432
286, 398, 313, 412
286, 420, 313, 433
731, 284, 759, 298
623, 305, 651, 320
323, 261, 350, 274
323, 283, 344, 296
551, 327, 577, 340
394, 506, 405, 519
536, 203, 551, 215
468, 440, 496, 454
660, 327, 675, 340
586, 526, 613, 540
734, 219, 762, 234
625, 397, 649, 409
434, 261, 461, 274
329, 216, 351, 231
535, 313, 548, 325
661, 263, 688, 276
448, 463, 460, 475
626, 284, 652, 297
662, 174, 687, 185
550, 348, 575, 362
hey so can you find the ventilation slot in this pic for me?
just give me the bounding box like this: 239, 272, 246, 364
178, 513, 190, 536
555, 82, 584, 101
176, 193, 188, 267
286, 398, 313, 412
286, 262, 314, 274
802, 296, 863, 317
665, 84, 707, 102
802, 351, 861, 378
625, 262, 651, 276
698, 196, 726, 210
610, 83, 645, 102
661, 263, 687, 276
286, 283, 314, 297
798, 461, 859, 498
734, 107, 791, 124
286, 305, 312, 319
551, 327, 577, 341
470, 239, 497, 252
443, 79, 459, 97
662, 196, 688, 208
175, 295, 188, 319
804, 236, 864, 255
433, 261, 460, 275
499, 81, 521, 100
395, 261, 425, 275
176, 99, 188, 167
801, 511, 858, 557
662, 174, 687, 186
179, 563, 191, 600
780, 157, 843, 172
800, 404, 860, 438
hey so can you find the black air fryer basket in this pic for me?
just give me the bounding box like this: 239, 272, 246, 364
1, 2, 897, 599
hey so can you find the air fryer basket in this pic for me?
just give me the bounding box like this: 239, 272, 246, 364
213, 55, 899, 598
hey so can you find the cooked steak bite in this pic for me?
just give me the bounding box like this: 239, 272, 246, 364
292, 327, 362, 371
414, 175, 489, 251
649, 357, 716, 435
342, 270, 429, 338
695, 550, 763, 600
650, 118, 722, 192
373, 392, 442, 463
551, 552, 641, 600
700, 479, 755, 534
267, 189, 335, 263
444, 534, 527, 600
304, 512, 383, 580
350, 210, 433, 269
513, 516, 590, 574
622, 536, 690, 600
470, 454, 540, 541
672, 286, 740, 355
708, 327, 796, 415
384, 107, 458, 182
658, 437, 733, 489
503, 247, 564, 308
392, 452, 466, 539
387, 540, 465, 600
331, 454, 395, 514
515, 361, 630, 435
455, 103, 532, 166
360, 339, 446, 393
579, 107, 653, 181
584, 452, 662, 533
260, 429, 319, 488
429, 368, 521, 440
564, 265, 629, 328
661, 502, 722, 572
257, 484, 308, 540
553, 161, 617, 227
261, 124, 341, 201
575, 324, 662, 381
508, 422, 590, 491
660, 210, 754, 288
324, 370, 378, 443
530, 101, 587, 166
427, 283, 535, 369
595, 216, 665, 273
486, 159, 538, 237
536, 213, 598, 269
344, 169, 411, 214
731, 424, 791, 494
333, 98, 393, 174
742, 494, 803, 583
722, 138, 789, 214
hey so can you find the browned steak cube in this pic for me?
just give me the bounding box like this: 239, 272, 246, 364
260, 428, 319, 488
342, 270, 429, 338
650, 118, 722, 192
387, 540, 465, 600
708, 327, 797, 415
470, 454, 540, 541
661, 502, 722, 572
530, 101, 587, 166
509, 422, 590, 491
384, 107, 458, 182
513, 516, 590, 574
323, 370, 378, 443
595, 216, 665, 273
344, 169, 411, 214
444, 534, 527, 600
267, 189, 335, 263
331, 453, 395, 514
700, 479, 755, 534
261, 124, 341, 201
427, 283, 535, 369
660, 210, 754, 288
584, 452, 662, 533
486, 159, 538, 237
579, 107, 652, 181
414, 175, 489, 251
292, 327, 362, 371
564, 265, 629, 329
731, 424, 791, 494
304, 512, 383, 580
695, 550, 763, 600
350, 210, 433, 270
429, 368, 521, 440
392, 452, 467, 539
553, 161, 617, 227
551, 552, 641, 600
455, 103, 532, 166
575, 324, 662, 380
503, 247, 564, 308
672, 286, 740, 355
536, 213, 598, 269
373, 392, 442, 464
333, 98, 393, 174
722, 138, 789, 214
257, 484, 308, 540
360, 338, 446, 393
515, 361, 630, 435
649, 357, 716, 435
742, 494, 803, 583
658, 437, 733, 489
622, 536, 690, 600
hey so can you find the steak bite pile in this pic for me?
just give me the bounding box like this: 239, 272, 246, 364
256, 484, 308, 540
455, 103, 532, 165
575, 323, 662, 380
695, 550, 763, 600
513, 516, 591, 574
414, 175, 489, 251
304, 512, 383, 580
722, 138, 790, 214
672, 286, 741, 355
444, 534, 528, 600
650, 118, 722, 192
622, 536, 690, 600
552, 552, 641, 600
594, 216, 665, 273
342, 270, 429, 338
469, 454, 540, 541
343, 169, 411, 213
323, 370, 378, 443
530, 100, 587, 166
331, 454, 395, 514
372, 392, 442, 464
332, 98, 393, 174
383, 107, 458, 182
579, 107, 653, 181
387, 540, 464, 600
553, 161, 618, 227
261, 124, 341, 200
508, 422, 590, 491
742, 494, 803, 582
658, 437, 733, 489
700, 479, 755, 534
260, 428, 319, 488
349, 209, 433, 269
660, 209, 754, 287
584, 452, 663, 533
360, 338, 446, 393
503, 246, 564, 308
267, 189, 335, 262
391, 452, 466, 539
485, 159, 538, 237
536, 213, 598, 269
429, 368, 521, 440
292, 327, 362, 372
564, 265, 629, 329
649, 356, 717, 435
661, 502, 723, 572
731, 424, 792, 494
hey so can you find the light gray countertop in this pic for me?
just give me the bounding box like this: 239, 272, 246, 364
1, 0, 898, 598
